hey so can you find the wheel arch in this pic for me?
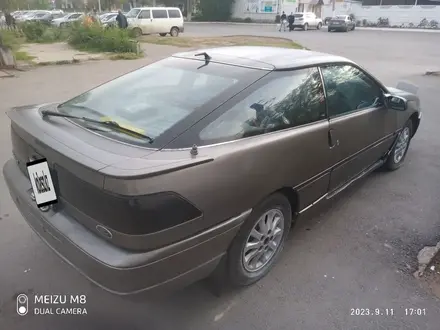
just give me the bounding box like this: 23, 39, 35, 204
274, 187, 300, 219
409, 111, 421, 137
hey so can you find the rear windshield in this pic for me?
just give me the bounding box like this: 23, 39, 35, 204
57, 57, 261, 147
334, 15, 347, 19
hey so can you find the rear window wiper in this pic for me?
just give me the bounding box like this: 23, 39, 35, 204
41, 109, 154, 143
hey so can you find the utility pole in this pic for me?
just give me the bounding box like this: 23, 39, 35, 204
98, 0, 101, 12
186, 0, 192, 21
332, 0, 335, 17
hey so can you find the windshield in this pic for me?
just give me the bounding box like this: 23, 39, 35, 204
334, 15, 346, 19
126, 9, 140, 18
294, 14, 303, 18
57, 57, 249, 146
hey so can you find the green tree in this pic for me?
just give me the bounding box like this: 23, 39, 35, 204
198, 0, 234, 21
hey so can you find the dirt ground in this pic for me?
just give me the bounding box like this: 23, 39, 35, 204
419, 253, 440, 299
140, 35, 303, 49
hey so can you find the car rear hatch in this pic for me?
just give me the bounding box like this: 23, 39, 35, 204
330, 18, 345, 25
8, 103, 212, 251
294, 14, 303, 22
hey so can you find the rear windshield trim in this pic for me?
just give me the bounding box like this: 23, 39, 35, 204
57, 58, 268, 149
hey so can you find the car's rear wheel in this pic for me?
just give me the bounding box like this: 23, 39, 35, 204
328, 27, 332, 32
159, 33, 167, 37
352, 25, 356, 30
317, 22, 322, 30
385, 120, 413, 171
303, 23, 308, 31
227, 193, 292, 286
170, 27, 179, 37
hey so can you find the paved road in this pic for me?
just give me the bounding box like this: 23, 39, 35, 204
1, 26, 440, 330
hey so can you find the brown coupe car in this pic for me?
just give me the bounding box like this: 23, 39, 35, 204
3, 46, 421, 296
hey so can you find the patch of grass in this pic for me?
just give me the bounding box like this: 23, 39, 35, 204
0, 29, 25, 51
109, 52, 143, 60
140, 35, 304, 49
13, 50, 35, 61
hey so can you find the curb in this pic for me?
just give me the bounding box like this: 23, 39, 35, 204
185, 21, 440, 33
425, 70, 440, 76
36, 58, 81, 66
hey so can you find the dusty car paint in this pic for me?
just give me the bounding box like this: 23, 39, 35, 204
3, 47, 421, 295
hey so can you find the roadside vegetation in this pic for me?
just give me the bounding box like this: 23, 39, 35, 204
1, 21, 140, 61
141, 35, 304, 49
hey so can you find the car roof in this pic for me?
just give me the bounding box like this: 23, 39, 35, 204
132, 7, 181, 10
172, 46, 353, 71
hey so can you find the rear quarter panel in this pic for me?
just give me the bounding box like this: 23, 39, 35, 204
104, 121, 333, 232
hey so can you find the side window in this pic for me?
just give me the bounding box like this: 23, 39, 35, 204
152, 9, 168, 19
321, 64, 383, 117
138, 10, 150, 19
168, 9, 181, 18
199, 67, 326, 145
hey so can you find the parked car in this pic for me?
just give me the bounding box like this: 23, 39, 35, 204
328, 15, 356, 32
51, 12, 84, 27
28, 11, 65, 25
3, 46, 421, 296
291, 12, 322, 31
126, 6, 184, 37
100, 12, 118, 27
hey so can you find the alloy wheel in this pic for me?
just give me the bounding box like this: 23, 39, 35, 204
393, 127, 410, 164
242, 209, 285, 272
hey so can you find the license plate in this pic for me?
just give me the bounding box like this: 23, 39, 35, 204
27, 158, 57, 208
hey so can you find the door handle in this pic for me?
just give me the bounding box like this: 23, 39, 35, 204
328, 129, 339, 149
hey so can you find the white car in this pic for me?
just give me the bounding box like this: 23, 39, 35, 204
51, 12, 84, 27
291, 12, 323, 31
127, 7, 184, 37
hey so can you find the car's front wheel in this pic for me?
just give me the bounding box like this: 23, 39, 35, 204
303, 23, 308, 31
317, 22, 322, 30
227, 193, 292, 286
132, 27, 142, 37
385, 120, 413, 171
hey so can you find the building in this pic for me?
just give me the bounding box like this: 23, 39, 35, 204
231, 0, 440, 25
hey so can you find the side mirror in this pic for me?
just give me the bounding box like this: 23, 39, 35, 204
384, 94, 407, 111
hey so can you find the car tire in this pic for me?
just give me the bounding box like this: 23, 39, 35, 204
132, 27, 142, 37
385, 120, 413, 171
328, 27, 332, 32
227, 193, 292, 287
170, 27, 179, 37
303, 23, 308, 31
159, 33, 167, 37
317, 22, 322, 30
352, 25, 356, 31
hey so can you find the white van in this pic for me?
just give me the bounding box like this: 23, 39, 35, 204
126, 7, 184, 37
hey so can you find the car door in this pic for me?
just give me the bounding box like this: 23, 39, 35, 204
137, 10, 153, 34
174, 67, 332, 212
151, 9, 169, 34
320, 64, 398, 193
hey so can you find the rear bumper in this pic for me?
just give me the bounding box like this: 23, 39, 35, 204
3, 158, 249, 296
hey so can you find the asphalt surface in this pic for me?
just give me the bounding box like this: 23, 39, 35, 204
1, 24, 440, 330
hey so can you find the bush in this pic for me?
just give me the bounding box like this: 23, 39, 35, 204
20, 21, 69, 43
68, 23, 138, 53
